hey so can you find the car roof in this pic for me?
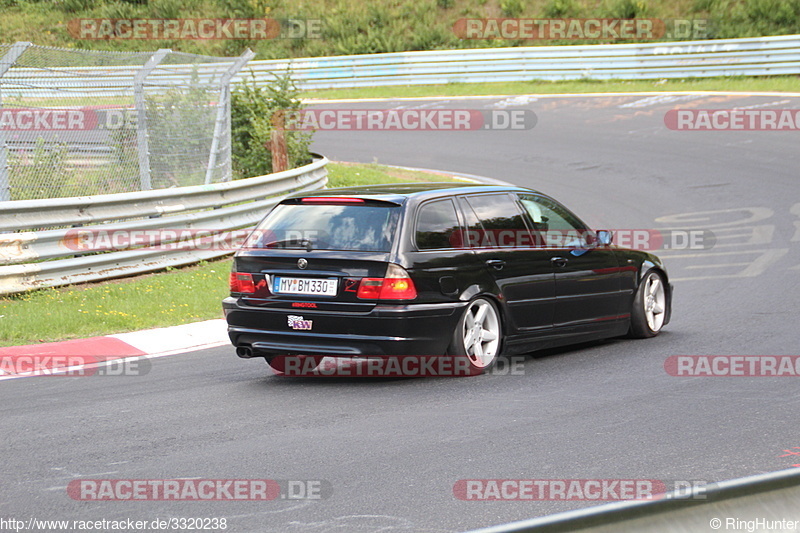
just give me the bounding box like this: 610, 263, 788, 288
284, 182, 543, 204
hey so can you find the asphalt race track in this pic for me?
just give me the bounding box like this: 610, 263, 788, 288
2, 93, 799, 532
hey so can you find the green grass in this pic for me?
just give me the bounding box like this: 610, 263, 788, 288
0, 260, 231, 347
0, 162, 461, 346
327, 161, 464, 187
3, 0, 800, 59
304, 75, 800, 101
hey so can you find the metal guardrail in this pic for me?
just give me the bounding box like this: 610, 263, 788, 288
3, 35, 799, 96
242, 34, 800, 89
0, 155, 328, 295
464, 468, 800, 533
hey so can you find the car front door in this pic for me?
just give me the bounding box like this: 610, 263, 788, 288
515, 193, 625, 330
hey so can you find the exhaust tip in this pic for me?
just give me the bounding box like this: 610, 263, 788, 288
236, 346, 254, 358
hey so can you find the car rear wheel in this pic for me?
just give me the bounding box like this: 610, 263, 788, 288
447, 297, 502, 375
629, 270, 667, 338
266, 355, 324, 375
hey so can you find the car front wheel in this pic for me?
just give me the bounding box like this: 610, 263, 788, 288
629, 270, 667, 338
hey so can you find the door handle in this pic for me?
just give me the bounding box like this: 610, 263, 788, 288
485, 259, 505, 270
551, 256, 568, 267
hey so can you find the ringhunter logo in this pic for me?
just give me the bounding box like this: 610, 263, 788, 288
287, 315, 313, 330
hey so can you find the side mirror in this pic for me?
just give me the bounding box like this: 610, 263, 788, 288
596, 230, 613, 246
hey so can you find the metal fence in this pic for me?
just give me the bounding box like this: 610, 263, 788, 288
0, 43, 254, 202
245, 34, 800, 89
0, 155, 327, 295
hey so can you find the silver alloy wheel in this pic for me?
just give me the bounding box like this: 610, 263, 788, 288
643, 272, 666, 333
462, 299, 500, 367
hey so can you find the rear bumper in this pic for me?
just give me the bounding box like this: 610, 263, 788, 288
223, 297, 466, 357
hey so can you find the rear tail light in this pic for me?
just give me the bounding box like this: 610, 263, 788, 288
230, 272, 256, 294
357, 264, 417, 300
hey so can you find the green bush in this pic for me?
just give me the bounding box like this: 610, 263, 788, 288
603, 0, 648, 18
500, 0, 524, 17
696, 0, 800, 38
218, 0, 276, 18
230, 70, 312, 179
150, 0, 194, 19
8, 138, 70, 200
6, 0, 800, 57
542, 0, 581, 17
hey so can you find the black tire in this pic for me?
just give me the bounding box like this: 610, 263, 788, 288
446, 297, 503, 376
629, 269, 668, 339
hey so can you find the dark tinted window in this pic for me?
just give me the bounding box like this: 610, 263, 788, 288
517, 194, 585, 232
415, 199, 462, 250
462, 193, 530, 248
517, 194, 592, 247
246, 203, 400, 252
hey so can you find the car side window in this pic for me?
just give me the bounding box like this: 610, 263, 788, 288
415, 199, 463, 250
517, 194, 592, 247
461, 193, 532, 248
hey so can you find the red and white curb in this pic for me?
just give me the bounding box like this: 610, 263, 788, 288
0, 319, 229, 381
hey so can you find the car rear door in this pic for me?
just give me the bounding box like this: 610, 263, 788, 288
399, 197, 483, 305
458, 193, 556, 332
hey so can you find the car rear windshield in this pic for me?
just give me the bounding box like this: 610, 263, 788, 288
245, 202, 401, 252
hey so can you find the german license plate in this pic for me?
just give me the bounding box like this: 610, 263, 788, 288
273, 276, 338, 296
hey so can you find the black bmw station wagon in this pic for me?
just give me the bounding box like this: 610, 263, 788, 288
224, 183, 671, 375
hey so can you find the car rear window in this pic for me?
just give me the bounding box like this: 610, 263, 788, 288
415, 199, 462, 250
245, 202, 401, 252
461, 193, 531, 248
